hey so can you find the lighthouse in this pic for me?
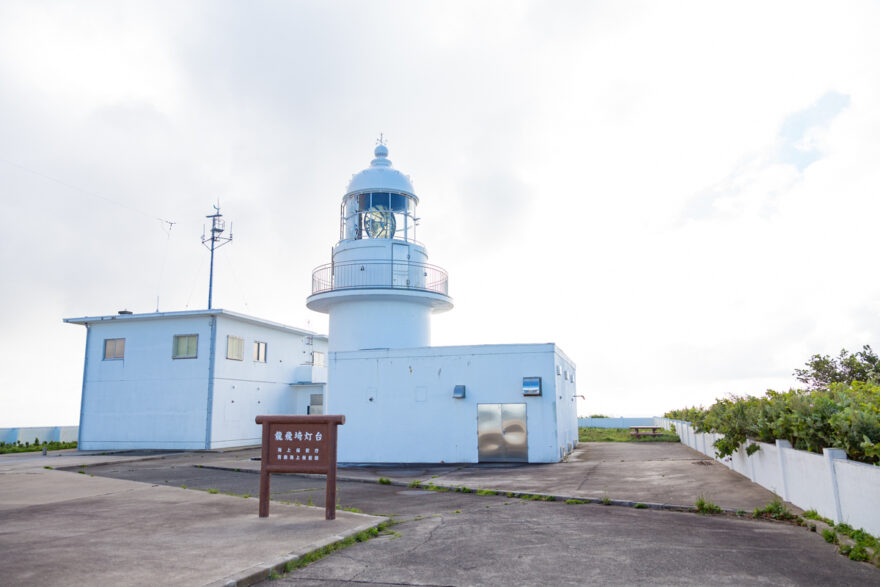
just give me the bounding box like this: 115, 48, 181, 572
306, 143, 453, 352
306, 141, 578, 464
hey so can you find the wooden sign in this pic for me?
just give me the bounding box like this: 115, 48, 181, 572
255, 414, 345, 520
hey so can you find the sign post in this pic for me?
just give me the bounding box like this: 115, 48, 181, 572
255, 414, 345, 520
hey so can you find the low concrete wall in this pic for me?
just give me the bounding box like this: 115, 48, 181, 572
0, 426, 79, 445
658, 418, 880, 536
578, 417, 656, 428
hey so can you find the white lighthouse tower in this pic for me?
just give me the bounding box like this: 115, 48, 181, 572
306, 142, 453, 352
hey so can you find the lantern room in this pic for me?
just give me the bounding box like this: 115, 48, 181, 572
339, 144, 420, 243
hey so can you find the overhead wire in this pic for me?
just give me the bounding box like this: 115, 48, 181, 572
0, 156, 176, 227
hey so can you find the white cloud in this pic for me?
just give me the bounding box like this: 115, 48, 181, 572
1, 1, 880, 424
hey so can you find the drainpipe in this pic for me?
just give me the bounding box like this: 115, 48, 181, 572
204, 316, 217, 449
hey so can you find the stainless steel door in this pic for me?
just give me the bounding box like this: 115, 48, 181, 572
501, 403, 528, 462
478, 403, 527, 462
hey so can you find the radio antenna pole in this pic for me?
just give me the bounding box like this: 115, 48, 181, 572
201, 204, 233, 309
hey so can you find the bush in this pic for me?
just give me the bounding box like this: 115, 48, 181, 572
665, 382, 880, 464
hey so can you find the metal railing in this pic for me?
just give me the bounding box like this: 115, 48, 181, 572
311, 261, 449, 296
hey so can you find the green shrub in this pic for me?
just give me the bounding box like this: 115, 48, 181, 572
666, 382, 880, 464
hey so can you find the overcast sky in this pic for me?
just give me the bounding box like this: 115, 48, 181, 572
2, 1, 879, 427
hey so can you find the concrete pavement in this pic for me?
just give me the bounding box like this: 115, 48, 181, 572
0, 449, 386, 586
76, 443, 880, 585
202, 441, 782, 512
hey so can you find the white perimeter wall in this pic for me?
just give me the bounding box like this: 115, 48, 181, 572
79, 316, 214, 450
328, 343, 577, 463
0, 426, 78, 444
661, 418, 880, 536
210, 316, 326, 448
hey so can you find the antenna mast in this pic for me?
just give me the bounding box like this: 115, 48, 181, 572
201, 204, 233, 309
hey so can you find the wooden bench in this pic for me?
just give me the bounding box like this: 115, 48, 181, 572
630, 426, 664, 438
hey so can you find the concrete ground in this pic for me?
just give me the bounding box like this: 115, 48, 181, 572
197, 441, 782, 510
0, 450, 385, 586
70, 443, 880, 586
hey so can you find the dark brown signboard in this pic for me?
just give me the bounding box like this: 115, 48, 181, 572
255, 415, 345, 520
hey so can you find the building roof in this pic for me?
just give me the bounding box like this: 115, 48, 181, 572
346, 144, 416, 196
63, 308, 327, 339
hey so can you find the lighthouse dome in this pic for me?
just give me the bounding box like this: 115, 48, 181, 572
346, 144, 415, 196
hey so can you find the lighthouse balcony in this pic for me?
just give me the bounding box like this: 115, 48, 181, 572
310, 260, 449, 296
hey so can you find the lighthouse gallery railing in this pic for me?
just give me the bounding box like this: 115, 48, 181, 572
311, 261, 449, 296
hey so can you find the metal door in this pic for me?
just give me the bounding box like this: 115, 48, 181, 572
392, 243, 409, 287
478, 403, 527, 462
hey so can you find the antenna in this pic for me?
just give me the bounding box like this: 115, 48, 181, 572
201, 203, 233, 309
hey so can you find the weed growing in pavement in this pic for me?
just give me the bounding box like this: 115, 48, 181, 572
43, 466, 53, 470
752, 498, 795, 521
453, 510, 461, 514
339, 506, 362, 513
408, 480, 422, 488
208, 489, 218, 494
845, 544, 870, 561
736, 510, 746, 516
822, 529, 838, 544
242, 493, 250, 499
282, 522, 390, 574
633, 503, 648, 509
306, 495, 313, 506
476, 489, 497, 496
378, 477, 391, 485
565, 499, 586, 505
601, 496, 612, 505
695, 495, 722, 515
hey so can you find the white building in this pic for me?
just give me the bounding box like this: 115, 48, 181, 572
65, 143, 578, 461
307, 144, 578, 463
64, 310, 327, 450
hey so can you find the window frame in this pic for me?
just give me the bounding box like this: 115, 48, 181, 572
103, 338, 125, 360
253, 341, 268, 363
226, 335, 244, 361
172, 334, 199, 359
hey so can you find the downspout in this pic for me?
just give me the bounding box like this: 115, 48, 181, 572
77, 323, 92, 448
205, 316, 217, 449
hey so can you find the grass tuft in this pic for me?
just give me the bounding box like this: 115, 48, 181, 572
752, 498, 796, 521
695, 494, 722, 515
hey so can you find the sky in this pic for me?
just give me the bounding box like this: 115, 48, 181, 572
2, 1, 879, 427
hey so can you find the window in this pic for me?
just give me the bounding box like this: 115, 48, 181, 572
312, 351, 326, 367
226, 335, 244, 360
103, 338, 125, 360
254, 341, 267, 363
172, 334, 198, 359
